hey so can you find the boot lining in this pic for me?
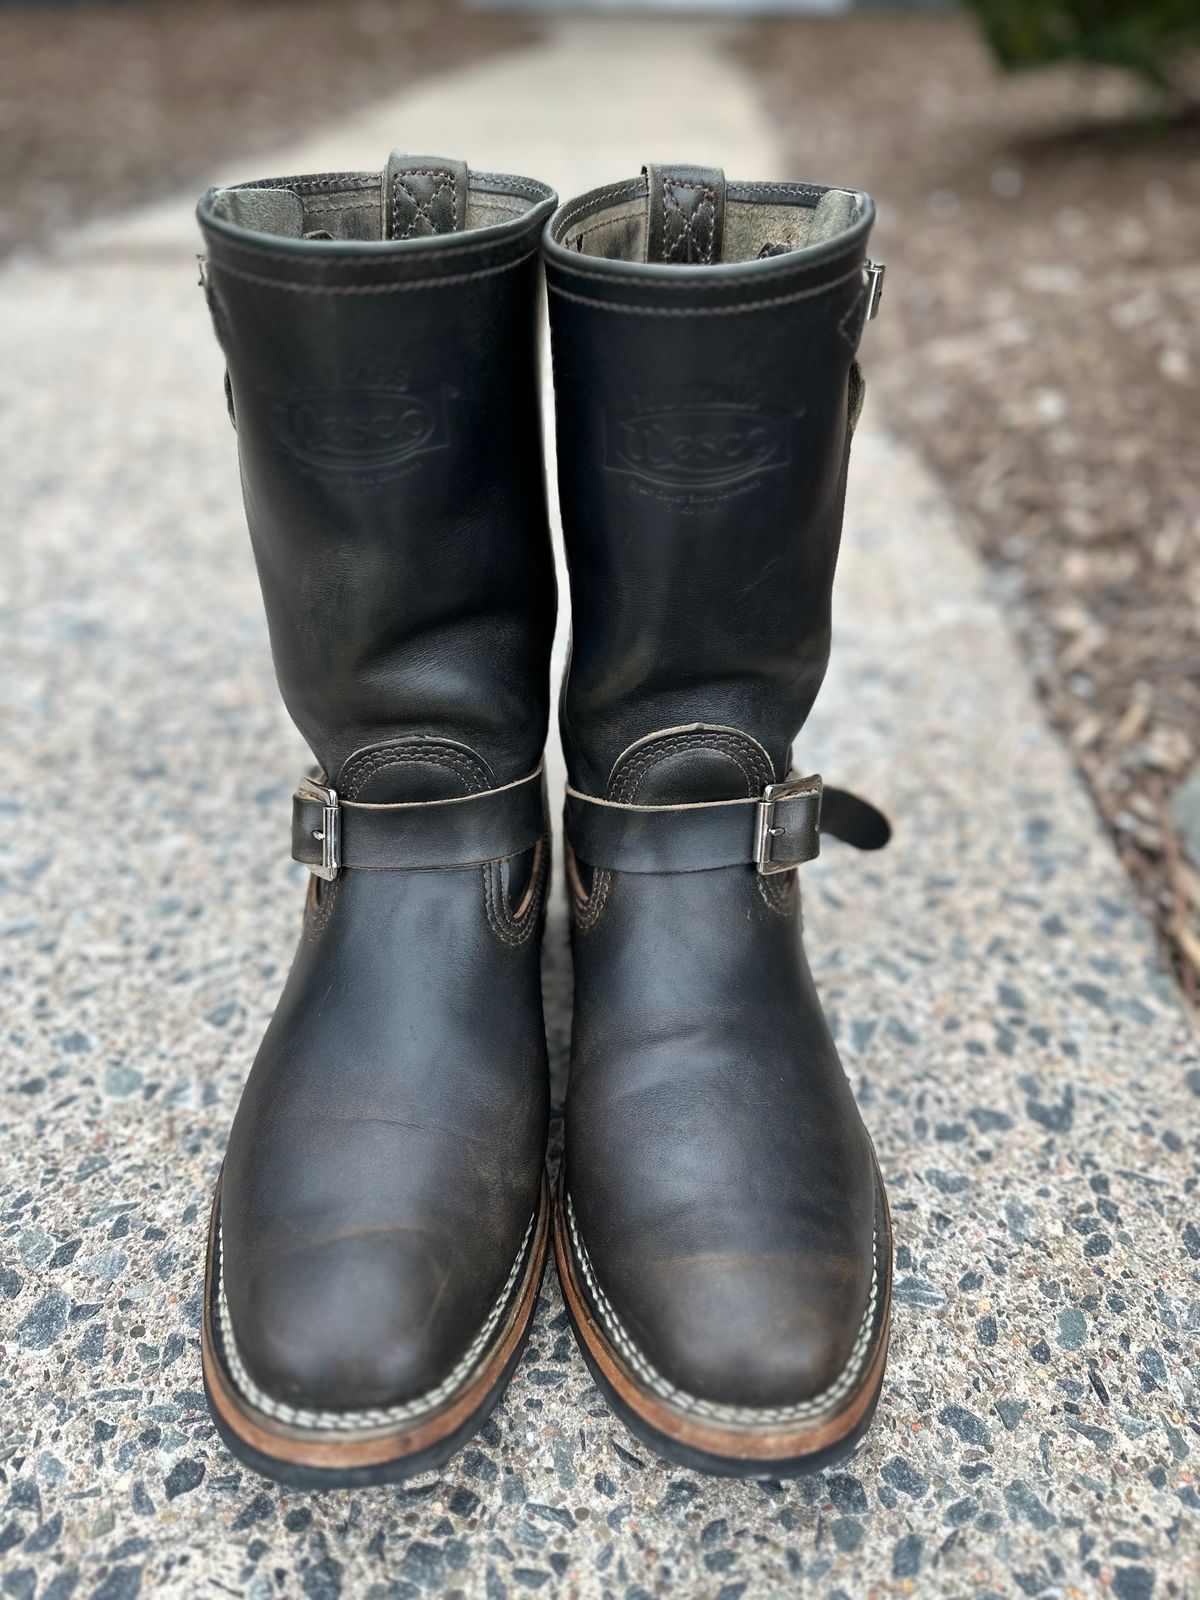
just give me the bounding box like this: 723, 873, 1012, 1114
557, 183, 863, 266
206, 173, 543, 243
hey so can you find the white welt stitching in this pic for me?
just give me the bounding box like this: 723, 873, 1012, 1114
214, 1209, 535, 1432
566, 1194, 878, 1426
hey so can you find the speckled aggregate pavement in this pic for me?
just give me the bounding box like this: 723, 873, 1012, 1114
3, 21, 1199, 1600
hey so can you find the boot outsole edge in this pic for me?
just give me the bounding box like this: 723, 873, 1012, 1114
201, 1172, 550, 1489
554, 1165, 892, 1480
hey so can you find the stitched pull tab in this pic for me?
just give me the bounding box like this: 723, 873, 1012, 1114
384, 153, 469, 241
644, 163, 726, 265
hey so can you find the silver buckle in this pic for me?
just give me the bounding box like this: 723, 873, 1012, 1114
865, 260, 885, 320
296, 777, 340, 881
754, 774, 822, 876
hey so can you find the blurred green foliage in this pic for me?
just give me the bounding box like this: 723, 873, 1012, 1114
962, 0, 1200, 90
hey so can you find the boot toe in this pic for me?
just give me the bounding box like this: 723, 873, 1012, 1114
222, 1227, 489, 1416
595, 1243, 876, 1414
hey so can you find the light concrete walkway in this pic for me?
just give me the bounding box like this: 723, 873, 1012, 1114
4, 20, 1198, 1600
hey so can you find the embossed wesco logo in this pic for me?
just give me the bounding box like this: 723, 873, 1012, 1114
604, 401, 789, 490
268, 379, 452, 476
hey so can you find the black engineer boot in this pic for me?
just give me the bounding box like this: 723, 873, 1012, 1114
195, 154, 557, 1487
543, 164, 892, 1477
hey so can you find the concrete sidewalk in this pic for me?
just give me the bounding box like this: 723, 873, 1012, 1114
4, 20, 1198, 1600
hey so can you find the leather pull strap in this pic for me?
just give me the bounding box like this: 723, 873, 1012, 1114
644, 163, 726, 265
565, 777, 890, 876
383, 152, 469, 241
293, 764, 546, 878
820, 782, 891, 852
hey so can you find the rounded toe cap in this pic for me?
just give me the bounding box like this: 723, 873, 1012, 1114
221, 1226, 495, 1418
586, 1234, 878, 1415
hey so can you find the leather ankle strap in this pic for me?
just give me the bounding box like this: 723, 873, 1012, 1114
564, 775, 889, 876
292, 763, 546, 880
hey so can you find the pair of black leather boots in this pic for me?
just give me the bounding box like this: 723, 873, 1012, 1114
196, 153, 892, 1488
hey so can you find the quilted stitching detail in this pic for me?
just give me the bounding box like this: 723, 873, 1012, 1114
662, 177, 716, 265
391, 168, 459, 241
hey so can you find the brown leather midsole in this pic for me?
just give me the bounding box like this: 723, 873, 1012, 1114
202, 1174, 549, 1469
553, 1178, 890, 1463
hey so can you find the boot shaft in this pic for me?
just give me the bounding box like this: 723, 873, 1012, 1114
198, 157, 557, 790
544, 166, 876, 800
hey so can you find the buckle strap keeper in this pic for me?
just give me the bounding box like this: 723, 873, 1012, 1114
292, 762, 546, 880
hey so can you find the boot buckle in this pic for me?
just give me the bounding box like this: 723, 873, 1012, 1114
295, 778, 341, 881
865, 260, 885, 320
754, 775, 823, 876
